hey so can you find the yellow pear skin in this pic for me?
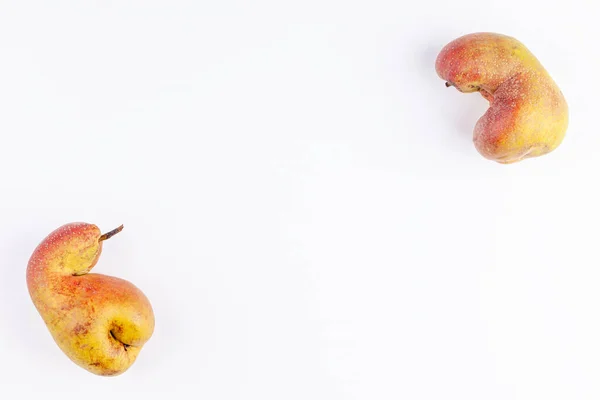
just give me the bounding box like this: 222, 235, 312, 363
26, 222, 155, 376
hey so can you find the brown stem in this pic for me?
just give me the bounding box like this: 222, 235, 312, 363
445, 81, 452, 87
99, 225, 124, 242
479, 88, 494, 102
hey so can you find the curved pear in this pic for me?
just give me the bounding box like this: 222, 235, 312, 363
26, 223, 155, 376
436, 32, 568, 163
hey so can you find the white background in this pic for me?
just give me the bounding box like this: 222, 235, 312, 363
0, 0, 598, 399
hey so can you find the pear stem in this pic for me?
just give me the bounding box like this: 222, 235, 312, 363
99, 225, 124, 242
445, 81, 452, 87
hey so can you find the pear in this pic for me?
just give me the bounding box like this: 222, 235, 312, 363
436, 32, 568, 163
27, 223, 155, 376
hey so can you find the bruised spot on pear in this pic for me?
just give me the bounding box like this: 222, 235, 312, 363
436, 32, 568, 164
26, 222, 155, 377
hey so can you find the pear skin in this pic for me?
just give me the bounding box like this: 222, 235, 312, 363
26, 223, 155, 376
435, 32, 568, 163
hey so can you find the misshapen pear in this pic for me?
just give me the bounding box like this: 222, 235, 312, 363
27, 223, 155, 376
436, 32, 568, 163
